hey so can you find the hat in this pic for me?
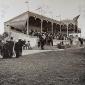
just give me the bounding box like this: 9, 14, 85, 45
6, 40, 9, 42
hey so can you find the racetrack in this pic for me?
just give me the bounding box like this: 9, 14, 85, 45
0, 48, 85, 85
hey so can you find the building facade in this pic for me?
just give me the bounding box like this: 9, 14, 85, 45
4, 11, 81, 38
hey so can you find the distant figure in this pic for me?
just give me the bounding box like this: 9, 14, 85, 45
81, 38, 83, 46
26, 41, 31, 50
46, 34, 53, 46
37, 37, 40, 48
61, 41, 64, 45
40, 34, 46, 50
69, 38, 73, 45
50, 34, 53, 46
29, 29, 34, 35
79, 37, 83, 46
46, 34, 51, 45
23, 40, 26, 50
19, 39, 24, 56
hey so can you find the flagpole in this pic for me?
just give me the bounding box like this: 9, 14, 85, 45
25, 1, 29, 35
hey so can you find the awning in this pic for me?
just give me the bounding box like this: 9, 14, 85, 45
8, 20, 27, 30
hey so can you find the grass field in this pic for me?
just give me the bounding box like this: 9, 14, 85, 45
0, 48, 85, 85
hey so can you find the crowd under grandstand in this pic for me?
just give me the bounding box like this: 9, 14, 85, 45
4, 11, 81, 37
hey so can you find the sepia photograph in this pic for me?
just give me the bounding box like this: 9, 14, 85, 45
0, 0, 85, 85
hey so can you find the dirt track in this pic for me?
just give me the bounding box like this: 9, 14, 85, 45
0, 48, 85, 85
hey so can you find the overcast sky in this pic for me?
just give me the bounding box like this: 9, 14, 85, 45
0, 0, 85, 37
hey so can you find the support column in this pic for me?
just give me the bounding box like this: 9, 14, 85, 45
25, 1, 29, 35
52, 22, 53, 34
59, 15, 61, 34
73, 24, 75, 33
60, 24, 61, 34
41, 19, 43, 33
77, 21, 78, 35
27, 13, 29, 35
67, 23, 69, 37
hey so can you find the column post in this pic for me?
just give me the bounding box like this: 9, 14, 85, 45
27, 12, 29, 35
52, 22, 53, 34
60, 24, 61, 34
60, 15, 61, 34
67, 23, 69, 37
77, 21, 78, 35
41, 19, 43, 33
25, 1, 29, 35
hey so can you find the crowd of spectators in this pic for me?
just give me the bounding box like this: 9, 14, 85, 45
0, 37, 31, 59
0, 31, 84, 58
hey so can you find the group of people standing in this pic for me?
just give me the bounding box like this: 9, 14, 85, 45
0, 37, 24, 59
37, 33, 53, 50
0, 33, 84, 58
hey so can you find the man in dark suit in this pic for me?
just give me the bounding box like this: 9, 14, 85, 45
8, 37, 14, 58
14, 39, 24, 58
14, 40, 20, 58
0, 40, 4, 56
3, 40, 10, 59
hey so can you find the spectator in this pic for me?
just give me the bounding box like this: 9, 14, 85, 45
26, 41, 31, 50
14, 39, 24, 58
3, 40, 10, 59
8, 37, 14, 58
0, 40, 4, 56
39, 34, 45, 50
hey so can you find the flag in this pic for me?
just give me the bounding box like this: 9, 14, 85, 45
73, 15, 80, 22
36, 7, 41, 10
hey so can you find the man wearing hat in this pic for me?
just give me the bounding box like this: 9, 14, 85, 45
8, 37, 14, 58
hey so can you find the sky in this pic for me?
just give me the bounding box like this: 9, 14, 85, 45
0, 0, 85, 37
